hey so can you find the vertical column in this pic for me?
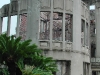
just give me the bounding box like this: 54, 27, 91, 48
7, 1, 11, 36
73, 0, 81, 50
86, 64, 88, 75
63, 0, 65, 51
84, 20, 86, 46
0, 17, 3, 34
83, 63, 86, 75
87, 9, 90, 48
95, 2, 100, 57
88, 22, 90, 48
26, 0, 40, 45
88, 64, 91, 75
50, 0, 53, 50
71, 0, 83, 75
16, 0, 21, 38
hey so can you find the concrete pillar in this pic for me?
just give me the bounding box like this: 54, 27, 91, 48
73, 0, 81, 51
71, 53, 83, 75
63, 0, 65, 51
85, 21, 87, 46
16, 0, 21, 38
0, 17, 3, 34
26, 0, 40, 45
7, 16, 11, 36
50, 0, 53, 50
86, 64, 89, 75
71, 0, 83, 75
88, 64, 92, 75
95, 2, 100, 57
87, 22, 90, 51
7, 1, 11, 36
83, 63, 86, 75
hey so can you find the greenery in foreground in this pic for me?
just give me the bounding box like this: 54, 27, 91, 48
0, 34, 57, 75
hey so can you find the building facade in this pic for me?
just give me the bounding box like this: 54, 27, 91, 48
90, 1, 100, 75
0, 0, 91, 75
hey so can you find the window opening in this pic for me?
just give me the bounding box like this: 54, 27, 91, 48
53, 12, 63, 41
39, 12, 50, 40
19, 14, 27, 41
65, 14, 73, 42
81, 19, 85, 46
2, 17, 7, 33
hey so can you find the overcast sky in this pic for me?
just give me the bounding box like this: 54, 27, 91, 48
0, 0, 95, 35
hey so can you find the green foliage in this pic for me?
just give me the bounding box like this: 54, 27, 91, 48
0, 67, 10, 75
0, 34, 57, 75
22, 65, 34, 75
31, 56, 57, 72
0, 34, 41, 63
18, 64, 53, 75
33, 68, 53, 75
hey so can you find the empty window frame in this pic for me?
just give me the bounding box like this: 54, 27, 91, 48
10, 15, 17, 36
56, 61, 71, 75
53, 12, 63, 41
39, 12, 50, 40
65, 14, 73, 42
85, 23, 89, 46
19, 13, 27, 41
81, 19, 85, 46
2, 17, 7, 33
83, 63, 89, 75
90, 20, 95, 37
91, 43, 96, 57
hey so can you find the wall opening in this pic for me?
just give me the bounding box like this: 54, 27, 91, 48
65, 14, 73, 42
85, 23, 89, 46
91, 43, 96, 57
53, 12, 63, 41
10, 15, 17, 36
81, 19, 85, 46
90, 5, 95, 10
19, 13, 27, 41
2, 17, 8, 33
56, 61, 71, 75
83, 62, 89, 75
39, 12, 50, 40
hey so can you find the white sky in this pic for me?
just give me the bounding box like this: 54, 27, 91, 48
90, 5, 95, 10
0, 0, 17, 35
0, 1, 95, 35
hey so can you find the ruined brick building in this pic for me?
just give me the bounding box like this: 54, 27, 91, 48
0, 0, 100, 75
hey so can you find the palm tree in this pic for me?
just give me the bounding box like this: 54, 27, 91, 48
0, 34, 41, 75
0, 34, 57, 75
